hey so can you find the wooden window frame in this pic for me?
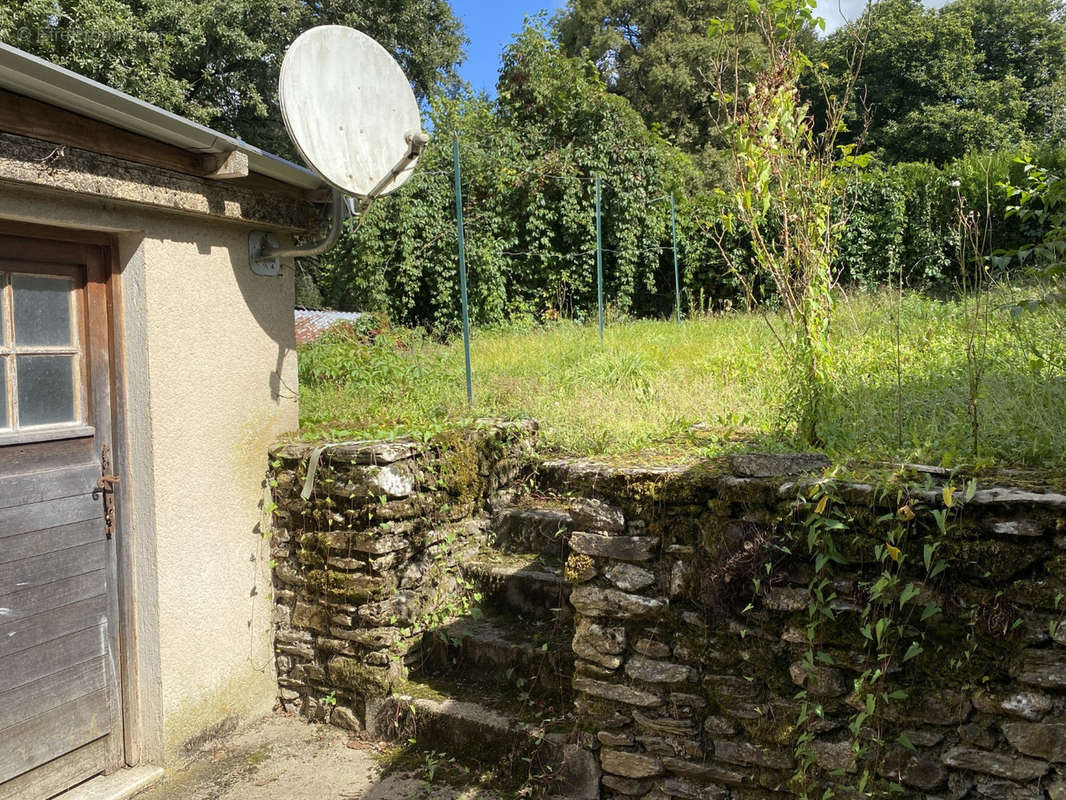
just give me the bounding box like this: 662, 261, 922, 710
0, 260, 94, 445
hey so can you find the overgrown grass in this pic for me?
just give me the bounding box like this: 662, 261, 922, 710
297, 291, 1066, 470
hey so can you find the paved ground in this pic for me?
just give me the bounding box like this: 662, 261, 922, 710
132, 713, 502, 800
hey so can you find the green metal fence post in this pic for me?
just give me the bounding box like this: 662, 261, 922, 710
595, 174, 604, 341
670, 193, 681, 324
453, 136, 473, 404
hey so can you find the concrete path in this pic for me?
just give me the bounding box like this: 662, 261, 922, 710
132, 713, 502, 800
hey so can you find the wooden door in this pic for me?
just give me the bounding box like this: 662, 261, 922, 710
0, 235, 123, 800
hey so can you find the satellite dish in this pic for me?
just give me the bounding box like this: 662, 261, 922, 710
250, 25, 429, 276
279, 25, 425, 200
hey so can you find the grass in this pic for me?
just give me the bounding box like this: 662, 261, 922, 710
296, 290, 1066, 471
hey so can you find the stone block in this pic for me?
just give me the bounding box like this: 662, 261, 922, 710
331, 705, 362, 732
879, 747, 946, 791
328, 626, 401, 649
573, 675, 663, 707
973, 777, 1044, 799
633, 711, 696, 737
1017, 649, 1066, 689
601, 775, 655, 795
574, 620, 626, 668
941, 746, 1049, 781
291, 599, 329, 632
601, 749, 663, 779
605, 563, 657, 592
571, 586, 665, 619
727, 452, 829, 477
571, 532, 658, 562
713, 740, 792, 771
326, 656, 396, 696
662, 776, 729, 799
626, 656, 695, 686
634, 639, 671, 659
599, 731, 635, 747
811, 739, 856, 773
1002, 722, 1066, 762
576, 659, 619, 678
788, 662, 848, 697
972, 690, 1052, 721
661, 757, 747, 786
570, 498, 626, 532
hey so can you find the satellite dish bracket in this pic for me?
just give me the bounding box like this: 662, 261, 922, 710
366, 130, 429, 200
249, 189, 347, 277
248, 130, 428, 277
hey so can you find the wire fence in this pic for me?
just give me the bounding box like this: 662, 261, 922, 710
445, 134, 683, 404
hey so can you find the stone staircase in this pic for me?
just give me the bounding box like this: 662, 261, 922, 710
366, 502, 600, 798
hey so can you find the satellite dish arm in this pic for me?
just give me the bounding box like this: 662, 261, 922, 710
367, 131, 429, 200
262, 189, 347, 261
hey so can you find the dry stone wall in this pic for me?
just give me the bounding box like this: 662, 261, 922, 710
269, 427, 1066, 799
538, 456, 1066, 800
267, 421, 535, 727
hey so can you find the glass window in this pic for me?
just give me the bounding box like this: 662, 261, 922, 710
13, 275, 73, 346
0, 269, 84, 434
17, 355, 76, 426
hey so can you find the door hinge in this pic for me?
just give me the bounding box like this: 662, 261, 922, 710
96, 444, 120, 540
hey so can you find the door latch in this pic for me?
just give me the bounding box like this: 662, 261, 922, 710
96, 445, 120, 540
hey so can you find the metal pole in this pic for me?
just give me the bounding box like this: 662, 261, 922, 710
453, 136, 473, 405
595, 174, 604, 341
670, 193, 681, 324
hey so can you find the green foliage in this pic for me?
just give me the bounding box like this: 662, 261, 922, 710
782, 477, 976, 797
1000, 158, 1066, 372
0, 0, 465, 155
315, 21, 693, 330
555, 0, 770, 159
811, 0, 1066, 164
710, 0, 859, 445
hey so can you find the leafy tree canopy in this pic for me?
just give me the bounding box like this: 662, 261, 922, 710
0, 0, 466, 155
555, 0, 770, 156
314, 21, 699, 328
811, 0, 1066, 163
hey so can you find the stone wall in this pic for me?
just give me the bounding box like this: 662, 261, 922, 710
269, 429, 1066, 799
539, 455, 1066, 800
267, 421, 535, 728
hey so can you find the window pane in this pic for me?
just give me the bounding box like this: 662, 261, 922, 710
17, 355, 76, 426
13, 275, 74, 347
0, 359, 8, 430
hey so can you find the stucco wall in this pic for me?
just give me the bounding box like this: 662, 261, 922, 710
0, 187, 299, 762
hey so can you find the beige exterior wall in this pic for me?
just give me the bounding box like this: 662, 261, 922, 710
0, 186, 299, 762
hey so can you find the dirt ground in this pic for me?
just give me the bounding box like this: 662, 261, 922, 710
132, 713, 503, 800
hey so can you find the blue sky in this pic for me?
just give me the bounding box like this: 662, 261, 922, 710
450, 0, 949, 96
450, 0, 567, 95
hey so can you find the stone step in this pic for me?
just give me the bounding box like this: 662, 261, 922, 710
367, 678, 598, 799
461, 551, 572, 622
490, 506, 573, 556
415, 609, 574, 697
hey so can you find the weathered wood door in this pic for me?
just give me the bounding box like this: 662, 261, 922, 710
0, 234, 123, 800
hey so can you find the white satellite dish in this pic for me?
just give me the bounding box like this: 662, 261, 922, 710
280, 26, 425, 200
250, 25, 429, 275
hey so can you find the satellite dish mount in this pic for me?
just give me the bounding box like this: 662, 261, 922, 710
250, 26, 429, 277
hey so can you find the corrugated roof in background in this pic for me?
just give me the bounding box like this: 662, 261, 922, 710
294, 309, 364, 344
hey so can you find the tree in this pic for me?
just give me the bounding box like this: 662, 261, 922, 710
811, 0, 1066, 164
0, 0, 466, 155
316, 21, 693, 329
555, 0, 769, 157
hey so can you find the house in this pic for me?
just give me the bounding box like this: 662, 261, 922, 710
0, 42, 329, 800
